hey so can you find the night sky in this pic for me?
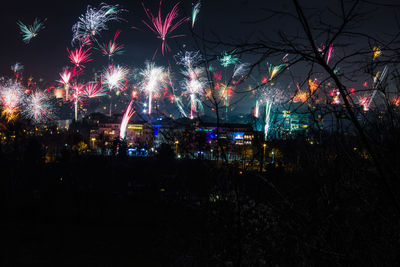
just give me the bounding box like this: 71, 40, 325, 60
0, 0, 277, 80
0, 0, 399, 115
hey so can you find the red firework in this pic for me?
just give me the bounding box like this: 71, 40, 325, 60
67, 45, 92, 68
142, 1, 189, 56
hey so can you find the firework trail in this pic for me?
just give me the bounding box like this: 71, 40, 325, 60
67, 45, 92, 68
326, 44, 333, 64
264, 101, 272, 140
367, 65, 388, 109
258, 86, 285, 139
254, 100, 259, 118
99, 30, 124, 60
233, 63, 250, 78
266, 63, 284, 82
24, 90, 54, 123
0, 79, 25, 122
85, 82, 108, 98
140, 62, 166, 115
191, 1, 201, 28
308, 79, 318, 95
17, 18, 46, 43
120, 100, 135, 139
142, 1, 189, 57
72, 3, 125, 44
166, 70, 187, 118
70, 82, 85, 121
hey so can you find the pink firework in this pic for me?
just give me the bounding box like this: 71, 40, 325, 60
326, 44, 333, 64
70, 82, 85, 102
100, 30, 124, 58
58, 69, 72, 86
67, 45, 92, 68
329, 89, 340, 104
142, 1, 189, 56
392, 96, 400, 107
85, 82, 107, 98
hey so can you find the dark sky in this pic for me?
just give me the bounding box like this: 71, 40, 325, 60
0, 0, 399, 115
0, 0, 279, 81
1, 0, 398, 79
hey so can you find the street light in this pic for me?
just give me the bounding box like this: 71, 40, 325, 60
261, 143, 267, 172
263, 143, 267, 160
174, 140, 179, 157
91, 137, 96, 149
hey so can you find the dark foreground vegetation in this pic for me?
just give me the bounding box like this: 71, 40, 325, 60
0, 135, 399, 267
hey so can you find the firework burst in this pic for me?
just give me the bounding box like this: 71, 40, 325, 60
175, 50, 203, 68
0, 79, 25, 122
17, 18, 46, 43
24, 90, 54, 123
392, 96, 400, 107
218, 51, 239, 67
85, 82, 107, 98
266, 63, 284, 82
67, 45, 92, 68
142, 1, 189, 56
358, 95, 370, 111
373, 46, 382, 60
308, 79, 318, 95
58, 69, 72, 86
72, 3, 125, 44
102, 65, 129, 91
99, 30, 124, 59
11, 62, 24, 74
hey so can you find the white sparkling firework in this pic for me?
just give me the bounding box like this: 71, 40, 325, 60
258, 87, 286, 140
24, 90, 54, 123
72, 3, 125, 44
11, 62, 24, 73
140, 62, 166, 115
233, 63, 250, 78
181, 67, 206, 119
175, 50, 203, 68
102, 65, 129, 91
